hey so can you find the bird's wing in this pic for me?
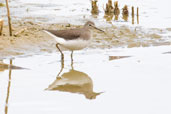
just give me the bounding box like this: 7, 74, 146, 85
45, 29, 82, 40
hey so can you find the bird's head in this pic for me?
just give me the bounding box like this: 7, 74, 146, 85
84, 21, 105, 32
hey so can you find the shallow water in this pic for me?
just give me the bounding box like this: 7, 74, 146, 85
0, 0, 171, 28
1, 46, 171, 114
1, 0, 171, 113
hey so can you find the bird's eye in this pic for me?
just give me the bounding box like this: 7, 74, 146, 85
88, 24, 91, 26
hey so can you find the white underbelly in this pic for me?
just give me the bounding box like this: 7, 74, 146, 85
62, 39, 90, 50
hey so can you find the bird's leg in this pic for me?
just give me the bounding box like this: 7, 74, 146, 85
56, 43, 64, 60
56, 57, 64, 78
71, 51, 74, 69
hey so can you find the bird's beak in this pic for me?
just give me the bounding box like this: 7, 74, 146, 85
91, 25, 105, 32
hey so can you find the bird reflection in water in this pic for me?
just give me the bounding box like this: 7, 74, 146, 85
46, 56, 102, 100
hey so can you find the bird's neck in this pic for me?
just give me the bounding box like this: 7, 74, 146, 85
83, 26, 90, 31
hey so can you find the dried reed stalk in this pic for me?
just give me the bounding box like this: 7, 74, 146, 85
5, 0, 12, 36
132, 6, 135, 24
137, 7, 139, 24
0, 19, 3, 35
14, 28, 27, 37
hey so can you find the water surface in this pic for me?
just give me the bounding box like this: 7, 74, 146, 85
0, 0, 171, 114
0, 46, 171, 114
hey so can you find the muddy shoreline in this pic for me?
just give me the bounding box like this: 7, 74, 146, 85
0, 20, 171, 59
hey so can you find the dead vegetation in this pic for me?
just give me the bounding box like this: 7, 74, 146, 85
91, 0, 139, 23
0, 19, 3, 35
91, 0, 99, 15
